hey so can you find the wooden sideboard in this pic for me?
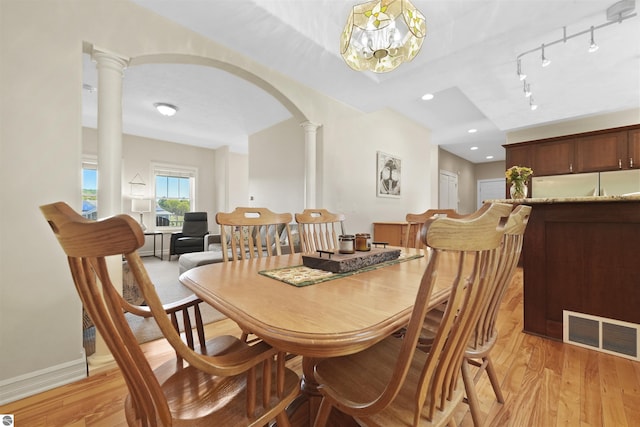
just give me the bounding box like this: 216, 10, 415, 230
372, 222, 419, 248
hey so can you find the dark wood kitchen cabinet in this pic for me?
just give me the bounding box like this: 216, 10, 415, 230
531, 138, 575, 175
514, 198, 640, 341
504, 124, 640, 178
505, 144, 531, 169
574, 131, 627, 172
628, 129, 640, 169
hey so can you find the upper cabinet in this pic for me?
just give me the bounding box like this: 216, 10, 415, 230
629, 129, 640, 169
574, 131, 627, 173
504, 125, 640, 177
505, 144, 531, 169
533, 139, 575, 175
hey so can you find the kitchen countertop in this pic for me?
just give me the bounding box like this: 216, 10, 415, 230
485, 194, 640, 204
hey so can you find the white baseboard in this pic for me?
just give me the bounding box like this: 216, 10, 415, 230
0, 354, 87, 405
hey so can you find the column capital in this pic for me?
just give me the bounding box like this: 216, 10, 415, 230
300, 121, 321, 132
91, 47, 129, 75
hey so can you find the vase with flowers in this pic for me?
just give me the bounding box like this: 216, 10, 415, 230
505, 166, 533, 199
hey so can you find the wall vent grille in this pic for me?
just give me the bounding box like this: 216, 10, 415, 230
563, 310, 639, 361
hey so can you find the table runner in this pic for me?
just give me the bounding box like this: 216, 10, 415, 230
259, 251, 423, 287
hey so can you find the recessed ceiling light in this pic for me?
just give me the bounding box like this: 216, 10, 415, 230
470, 146, 479, 151
468, 128, 477, 134
486, 155, 494, 160
421, 93, 434, 101
154, 103, 178, 117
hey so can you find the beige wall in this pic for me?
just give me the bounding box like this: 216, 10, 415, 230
249, 117, 305, 215
506, 108, 640, 143
438, 150, 507, 214
475, 161, 506, 181
438, 149, 476, 214
321, 108, 436, 234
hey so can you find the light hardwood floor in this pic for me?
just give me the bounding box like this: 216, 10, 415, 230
2, 269, 639, 426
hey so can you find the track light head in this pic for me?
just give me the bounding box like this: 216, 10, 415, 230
517, 59, 527, 81
541, 44, 551, 67
588, 26, 599, 52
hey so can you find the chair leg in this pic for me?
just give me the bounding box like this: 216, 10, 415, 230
312, 397, 332, 427
483, 355, 505, 404
275, 411, 292, 427
461, 359, 483, 427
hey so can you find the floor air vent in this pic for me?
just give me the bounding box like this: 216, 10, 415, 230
563, 311, 639, 361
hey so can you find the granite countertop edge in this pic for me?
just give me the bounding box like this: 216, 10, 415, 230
485, 194, 640, 204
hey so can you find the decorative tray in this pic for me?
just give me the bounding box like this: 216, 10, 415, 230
301, 247, 401, 273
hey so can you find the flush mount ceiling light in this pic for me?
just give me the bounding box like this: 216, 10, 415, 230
515, 0, 636, 110
154, 103, 178, 117
340, 0, 426, 73
421, 93, 434, 100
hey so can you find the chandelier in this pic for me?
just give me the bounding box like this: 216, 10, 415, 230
340, 0, 427, 73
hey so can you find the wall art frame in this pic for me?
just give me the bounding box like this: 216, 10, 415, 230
376, 151, 401, 198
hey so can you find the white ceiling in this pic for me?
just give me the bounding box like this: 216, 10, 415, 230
82, 0, 640, 163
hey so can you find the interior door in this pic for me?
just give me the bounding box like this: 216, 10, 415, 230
439, 170, 458, 211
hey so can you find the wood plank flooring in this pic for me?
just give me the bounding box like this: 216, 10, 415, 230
2, 269, 639, 426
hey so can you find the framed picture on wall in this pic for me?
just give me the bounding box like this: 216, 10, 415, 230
377, 151, 401, 198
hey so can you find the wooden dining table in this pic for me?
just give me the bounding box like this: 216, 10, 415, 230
179, 247, 455, 357
179, 246, 456, 414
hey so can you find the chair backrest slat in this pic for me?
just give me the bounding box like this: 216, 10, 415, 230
404, 209, 466, 250
295, 209, 345, 253
216, 207, 295, 261
470, 204, 531, 349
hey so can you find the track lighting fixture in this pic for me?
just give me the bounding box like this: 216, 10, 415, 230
514, 0, 636, 111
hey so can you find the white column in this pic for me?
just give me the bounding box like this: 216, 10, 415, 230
93, 48, 128, 218
89, 48, 129, 368
301, 121, 321, 209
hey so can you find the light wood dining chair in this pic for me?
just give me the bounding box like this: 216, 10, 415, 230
216, 207, 295, 262
294, 208, 346, 253
312, 202, 513, 427
419, 204, 531, 426
41, 202, 299, 427
405, 209, 466, 250
216, 207, 295, 343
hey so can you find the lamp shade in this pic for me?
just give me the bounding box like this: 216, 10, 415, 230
131, 198, 152, 213
340, 0, 426, 73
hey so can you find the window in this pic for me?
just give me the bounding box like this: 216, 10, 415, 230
153, 164, 196, 228
82, 159, 98, 219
